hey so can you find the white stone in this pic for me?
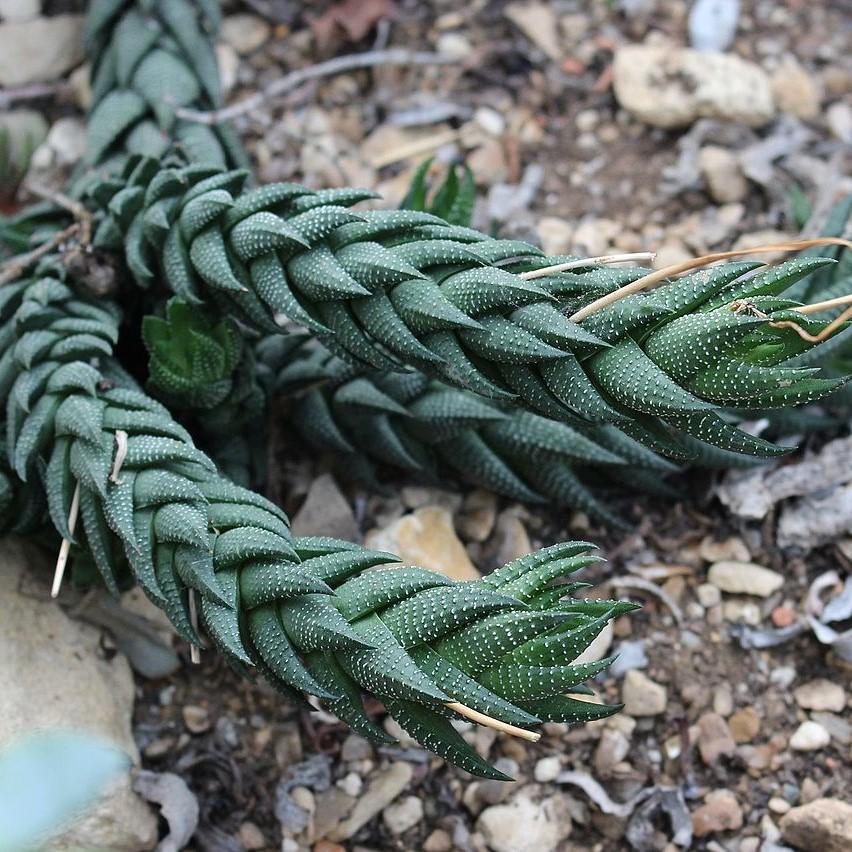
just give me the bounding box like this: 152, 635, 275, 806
0, 0, 40, 23
215, 42, 240, 96
474, 106, 506, 137
708, 561, 784, 597
613, 44, 775, 128
793, 680, 846, 713
382, 795, 423, 834
45, 116, 87, 166
533, 755, 562, 783
477, 793, 572, 852
0, 15, 84, 86
0, 537, 157, 851
696, 582, 721, 608
220, 14, 270, 55
436, 32, 472, 60
622, 670, 668, 716
789, 720, 831, 752
827, 101, 852, 145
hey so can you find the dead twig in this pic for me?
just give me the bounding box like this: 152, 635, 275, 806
520, 252, 656, 281
0, 222, 79, 286
446, 701, 540, 742
570, 237, 852, 322
176, 48, 460, 126
51, 482, 81, 599
0, 80, 71, 109
25, 180, 94, 246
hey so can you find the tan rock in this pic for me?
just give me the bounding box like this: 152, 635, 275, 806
613, 45, 775, 128
0, 537, 157, 851
698, 146, 748, 204
692, 790, 743, 836
537, 217, 574, 255
456, 490, 498, 543
771, 57, 822, 120
505, 2, 562, 61
0, 15, 85, 87
707, 560, 784, 597
329, 762, 412, 841
365, 505, 480, 580
622, 670, 667, 716
781, 799, 852, 852
793, 680, 847, 713
477, 792, 572, 852
699, 535, 750, 563
697, 712, 736, 764
729, 706, 761, 743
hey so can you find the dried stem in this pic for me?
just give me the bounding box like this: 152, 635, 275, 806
446, 701, 541, 742
569, 237, 852, 323
51, 482, 81, 599
796, 293, 852, 315
25, 180, 94, 245
520, 252, 656, 281
0, 223, 79, 286
188, 591, 202, 664
176, 48, 460, 125
771, 305, 852, 344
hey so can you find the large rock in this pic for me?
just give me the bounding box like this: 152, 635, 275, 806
477, 792, 572, 852
0, 537, 157, 851
365, 505, 480, 581
613, 44, 775, 128
0, 15, 85, 86
780, 799, 852, 852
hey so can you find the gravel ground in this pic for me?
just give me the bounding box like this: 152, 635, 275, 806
3, 1, 851, 850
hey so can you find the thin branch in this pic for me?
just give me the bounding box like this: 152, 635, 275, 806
771, 304, 852, 344
0, 80, 71, 109
446, 700, 541, 742
25, 180, 94, 246
796, 293, 852, 315
176, 48, 460, 125
188, 590, 202, 664
520, 252, 656, 281
569, 237, 852, 323
0, 223, 79, 286
52, 482, 81, 599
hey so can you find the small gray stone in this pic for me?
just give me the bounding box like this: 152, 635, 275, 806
291, 473, 358, 542
382, 795, 423, 835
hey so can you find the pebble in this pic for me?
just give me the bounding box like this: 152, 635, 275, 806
337, 772, 362, 798
534, 755, 562, 783
707, 561, 784, 597
504, 1, 562, 61
722, 599, 761, 625
692, 789, 744, 836
698, 146, 748, 204
537, 216, 574, 255
474, 106, 506, 137
436, 31, 473, 60
237, 821, 266, 850
613, 45, 775, 128
423, 828, 453, 852
477, 792, 573, 852
329, 762, 413, 841
771, 56, 822, 120
827, 101, 852, 144
456, 490, 498, 542
182, 704, 211, 734
699, 535, 750, 563
383, 795, 424, 834
220, 14, 270, 54
810, 712, 852, 745
769, 797, 791, 815
794, 680, 847, 713
365, 505, 481, 581
789, 720, 831, 752
291, 473, 359, 542
622, 670, 668, 716
781, 798, 852, 852
594, 728, 631, 777
696, 583, 721, 608
729, 706, 761, 743
341, 734, 372, 762
713, 684, 734, 716
697, 712, 736, 764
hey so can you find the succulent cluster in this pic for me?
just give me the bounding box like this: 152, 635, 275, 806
0, 0, 848, 779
